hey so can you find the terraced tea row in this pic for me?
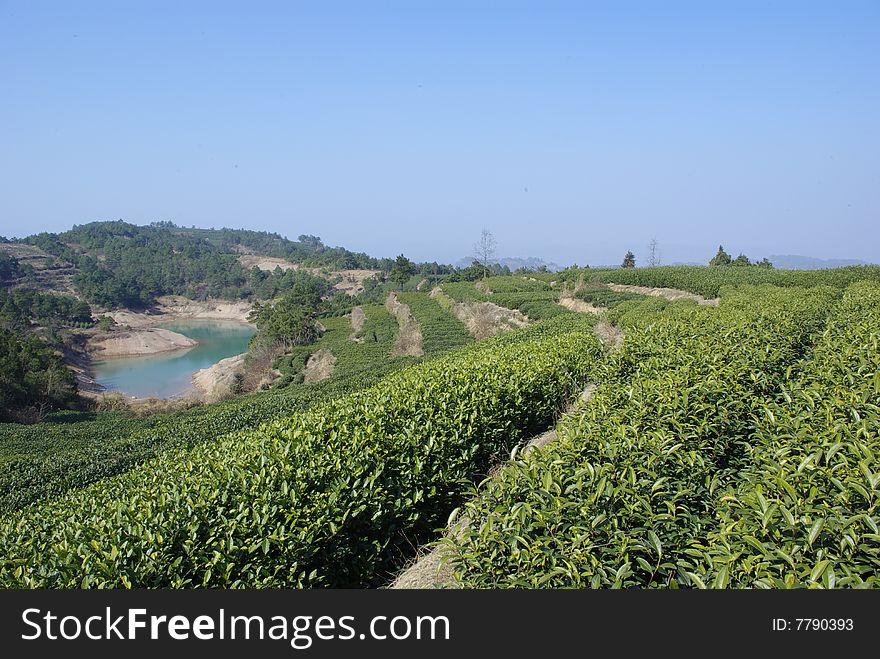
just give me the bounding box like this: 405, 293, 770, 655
561, 265, 880, 298
694, 281, 880, 587
443, 285, 840, 587
394, 292, 473, 354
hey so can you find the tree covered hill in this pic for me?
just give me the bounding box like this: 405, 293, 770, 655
7, 220, 400, 309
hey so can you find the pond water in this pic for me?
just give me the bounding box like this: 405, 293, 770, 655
92, 320, 256, 399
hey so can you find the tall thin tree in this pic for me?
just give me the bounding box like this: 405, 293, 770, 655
473, 228, 497, 280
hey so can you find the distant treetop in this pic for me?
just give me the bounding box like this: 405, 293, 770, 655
709, 245, 773, 268
709, 245, 732, 266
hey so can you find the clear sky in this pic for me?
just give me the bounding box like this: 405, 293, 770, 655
1, 0, 877, 266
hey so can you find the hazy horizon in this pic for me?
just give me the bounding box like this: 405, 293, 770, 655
2, 1, 877, 266
5, 217, 877, 270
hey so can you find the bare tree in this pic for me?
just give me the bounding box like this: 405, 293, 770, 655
647, 237, 660, 267
473, 228, 496, 279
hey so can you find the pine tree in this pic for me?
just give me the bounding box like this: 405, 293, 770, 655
709, 245, 732, 266
390, 254, 416, 287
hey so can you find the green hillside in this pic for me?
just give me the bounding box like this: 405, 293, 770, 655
2, 252, 880, 589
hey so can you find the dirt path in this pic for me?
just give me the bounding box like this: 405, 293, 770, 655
302, 349, 337, 383
386, 293, 424, 357
389, 526, 462, 589
605, 283, 719, 306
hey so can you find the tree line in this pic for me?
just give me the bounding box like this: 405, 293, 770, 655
13, 221, 465, 309
0, 288, 85, 422
617, 243, 773, 268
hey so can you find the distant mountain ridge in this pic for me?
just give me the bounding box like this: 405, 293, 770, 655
455, 256, 563, 272
768, 255, 872, 270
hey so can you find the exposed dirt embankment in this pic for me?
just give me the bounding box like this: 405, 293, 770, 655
89, 328, 197, 358
106, 297, 254, 329
430, 286, 528, 340
428, 286, 453, 306
156, 296, 254, 322
302, 349, 337, 383
386, 292, 424, 357
605, 283, 719, 306
453, 301, 528, 340
475, 280, 493, 295
61, 334, 104, 395
333, 269, 380, 295
558, 296, 605, 314
105, 309, 162, 329
237, 255, 299, 272
191, 353, 247, 401
349, 306, 366, 342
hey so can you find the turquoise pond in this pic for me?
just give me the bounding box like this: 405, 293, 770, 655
91, 320, 256, 399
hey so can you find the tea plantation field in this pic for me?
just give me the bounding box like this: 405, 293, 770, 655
1, 266, 878, 588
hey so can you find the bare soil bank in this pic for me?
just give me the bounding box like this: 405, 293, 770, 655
191, 353, 248, 401
605, 283, 719, 306
453, 301, 528, 340
88, 328, 197, 358
386, 292, 424, 357
349, 306, 366, 341
106, 296, 253, 330
558, 296, 605, 314
302, 349, 337, 383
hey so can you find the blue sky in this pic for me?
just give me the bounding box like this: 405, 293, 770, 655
1, 1, 877, 265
